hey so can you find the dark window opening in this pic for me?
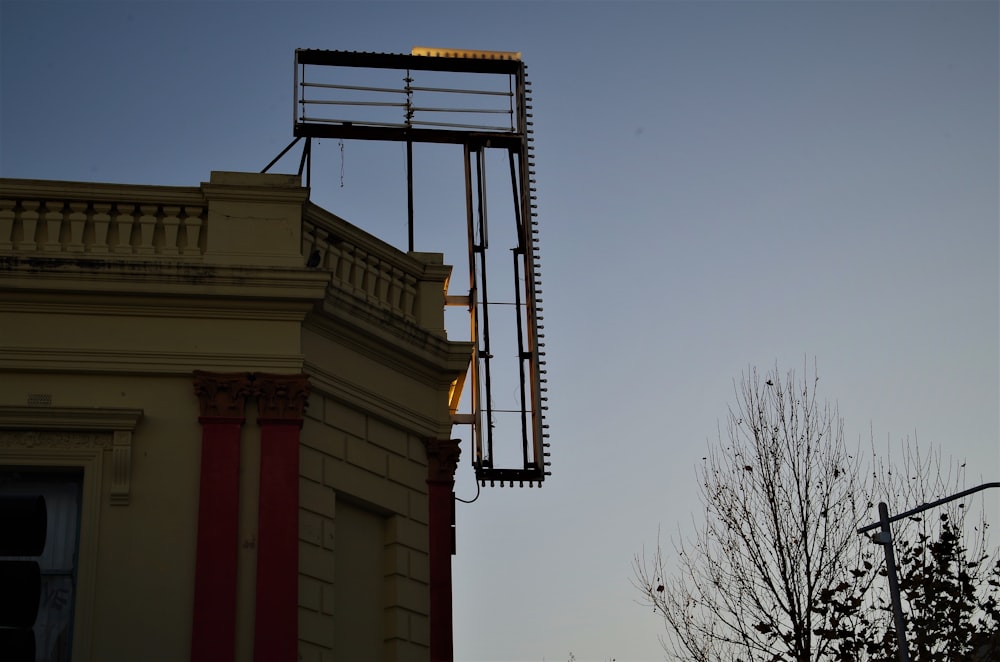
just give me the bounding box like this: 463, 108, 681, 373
0, 466, 83, 662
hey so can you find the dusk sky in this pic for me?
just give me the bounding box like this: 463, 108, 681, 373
2, 2, 998, 661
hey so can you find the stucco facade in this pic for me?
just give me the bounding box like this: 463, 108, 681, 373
0, 172, 471, 661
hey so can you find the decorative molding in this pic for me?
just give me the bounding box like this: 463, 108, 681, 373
0, 347, 306, 376
0, 431, 108, 448
310, 289, 473, 383
193, 371, 253, 418
0, 260, 330, 301
0, 406, 143, 431
189, 372, 312, 422
0, 298, 322, 321
0, 406, 143, 506
254, 373, 310, 421
0, 179, 204, 206
111, 430, 132, 505
423, 438, 461, 483
0, 431, 105, 662
304, 361, 449, 439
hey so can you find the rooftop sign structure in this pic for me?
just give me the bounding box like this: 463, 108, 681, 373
292, 48, 525, 147
267, 48, 549, 486
409, 46, 521, 60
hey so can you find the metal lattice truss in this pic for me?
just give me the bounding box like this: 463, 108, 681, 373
272, 49, 549, 486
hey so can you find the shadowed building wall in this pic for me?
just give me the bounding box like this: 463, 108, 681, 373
0, 171, 471, 662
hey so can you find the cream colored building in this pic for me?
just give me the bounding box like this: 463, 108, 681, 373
0, 171, 471, 662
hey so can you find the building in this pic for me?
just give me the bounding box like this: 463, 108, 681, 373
0, 171, 473, 662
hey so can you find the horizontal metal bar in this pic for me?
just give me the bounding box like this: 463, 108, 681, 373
409, 119, 512, 131
302, 99, 408, 108
445, 295, 471, 306
294, 121, 524, 148
301, 81, 406, 94
297, 49, 522, 75
411, 106, 511, 114
410, 85, 513, 97
300, 116, 408, 128
476, 467, 544, 481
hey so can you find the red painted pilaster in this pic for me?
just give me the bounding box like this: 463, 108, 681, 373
253, 373, 310, 662
190, 371, 252, 662
423, 438, 461, 662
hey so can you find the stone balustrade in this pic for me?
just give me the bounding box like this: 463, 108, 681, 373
0, 188, 206, 258
302, 206, 422, 324
0, 173, 449, 333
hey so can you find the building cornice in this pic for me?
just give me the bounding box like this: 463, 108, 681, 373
0, 178, 204, 206
0, 298, 315, 322
0, 347, 307, 376
0, 405, 143, 431
304, 361, 453, 439
0, 257, 330, 305
306, 288, 472, 387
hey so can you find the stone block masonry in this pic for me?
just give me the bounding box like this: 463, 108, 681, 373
299, 393, 433, 661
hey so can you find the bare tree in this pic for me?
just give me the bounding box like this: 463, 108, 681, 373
818, 440, 1000, 661
635, 364, 998, 662
634, 364, 871, 662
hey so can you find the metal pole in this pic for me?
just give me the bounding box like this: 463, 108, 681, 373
406, 139, 414, 252
857, 482, 1000, 662
405, 69, 414, 252
877, 502, 910, 662
261, 136, 301, 174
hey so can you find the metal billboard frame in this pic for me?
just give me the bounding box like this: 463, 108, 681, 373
279, 48, 549, 486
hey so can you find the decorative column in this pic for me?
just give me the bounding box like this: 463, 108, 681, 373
423, 438, 461, 662
252, 373, 310, 662
191, 371, 252, 662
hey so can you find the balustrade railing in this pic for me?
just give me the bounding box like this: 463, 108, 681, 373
0, 196, 206, 258
1, 178, 440, 330
302, 206, 420, 323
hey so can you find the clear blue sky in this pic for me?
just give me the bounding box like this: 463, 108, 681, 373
2, 2, 997, 661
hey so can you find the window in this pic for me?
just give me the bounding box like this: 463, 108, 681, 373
0, 405, 142, 662
0, 467, 83, 662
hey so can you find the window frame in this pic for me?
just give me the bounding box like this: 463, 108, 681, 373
0, 406, 142, 662
0, 465, 85, 662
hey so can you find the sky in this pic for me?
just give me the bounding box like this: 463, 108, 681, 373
2, 2, 998, 661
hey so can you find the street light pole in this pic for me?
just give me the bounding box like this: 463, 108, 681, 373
858, 481, 1000, 662
876, 502, 910, 662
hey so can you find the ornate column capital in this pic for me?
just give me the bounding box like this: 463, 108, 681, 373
423, 438, 461, 483
253, 373, 310, 421
193, 371, 253, 419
